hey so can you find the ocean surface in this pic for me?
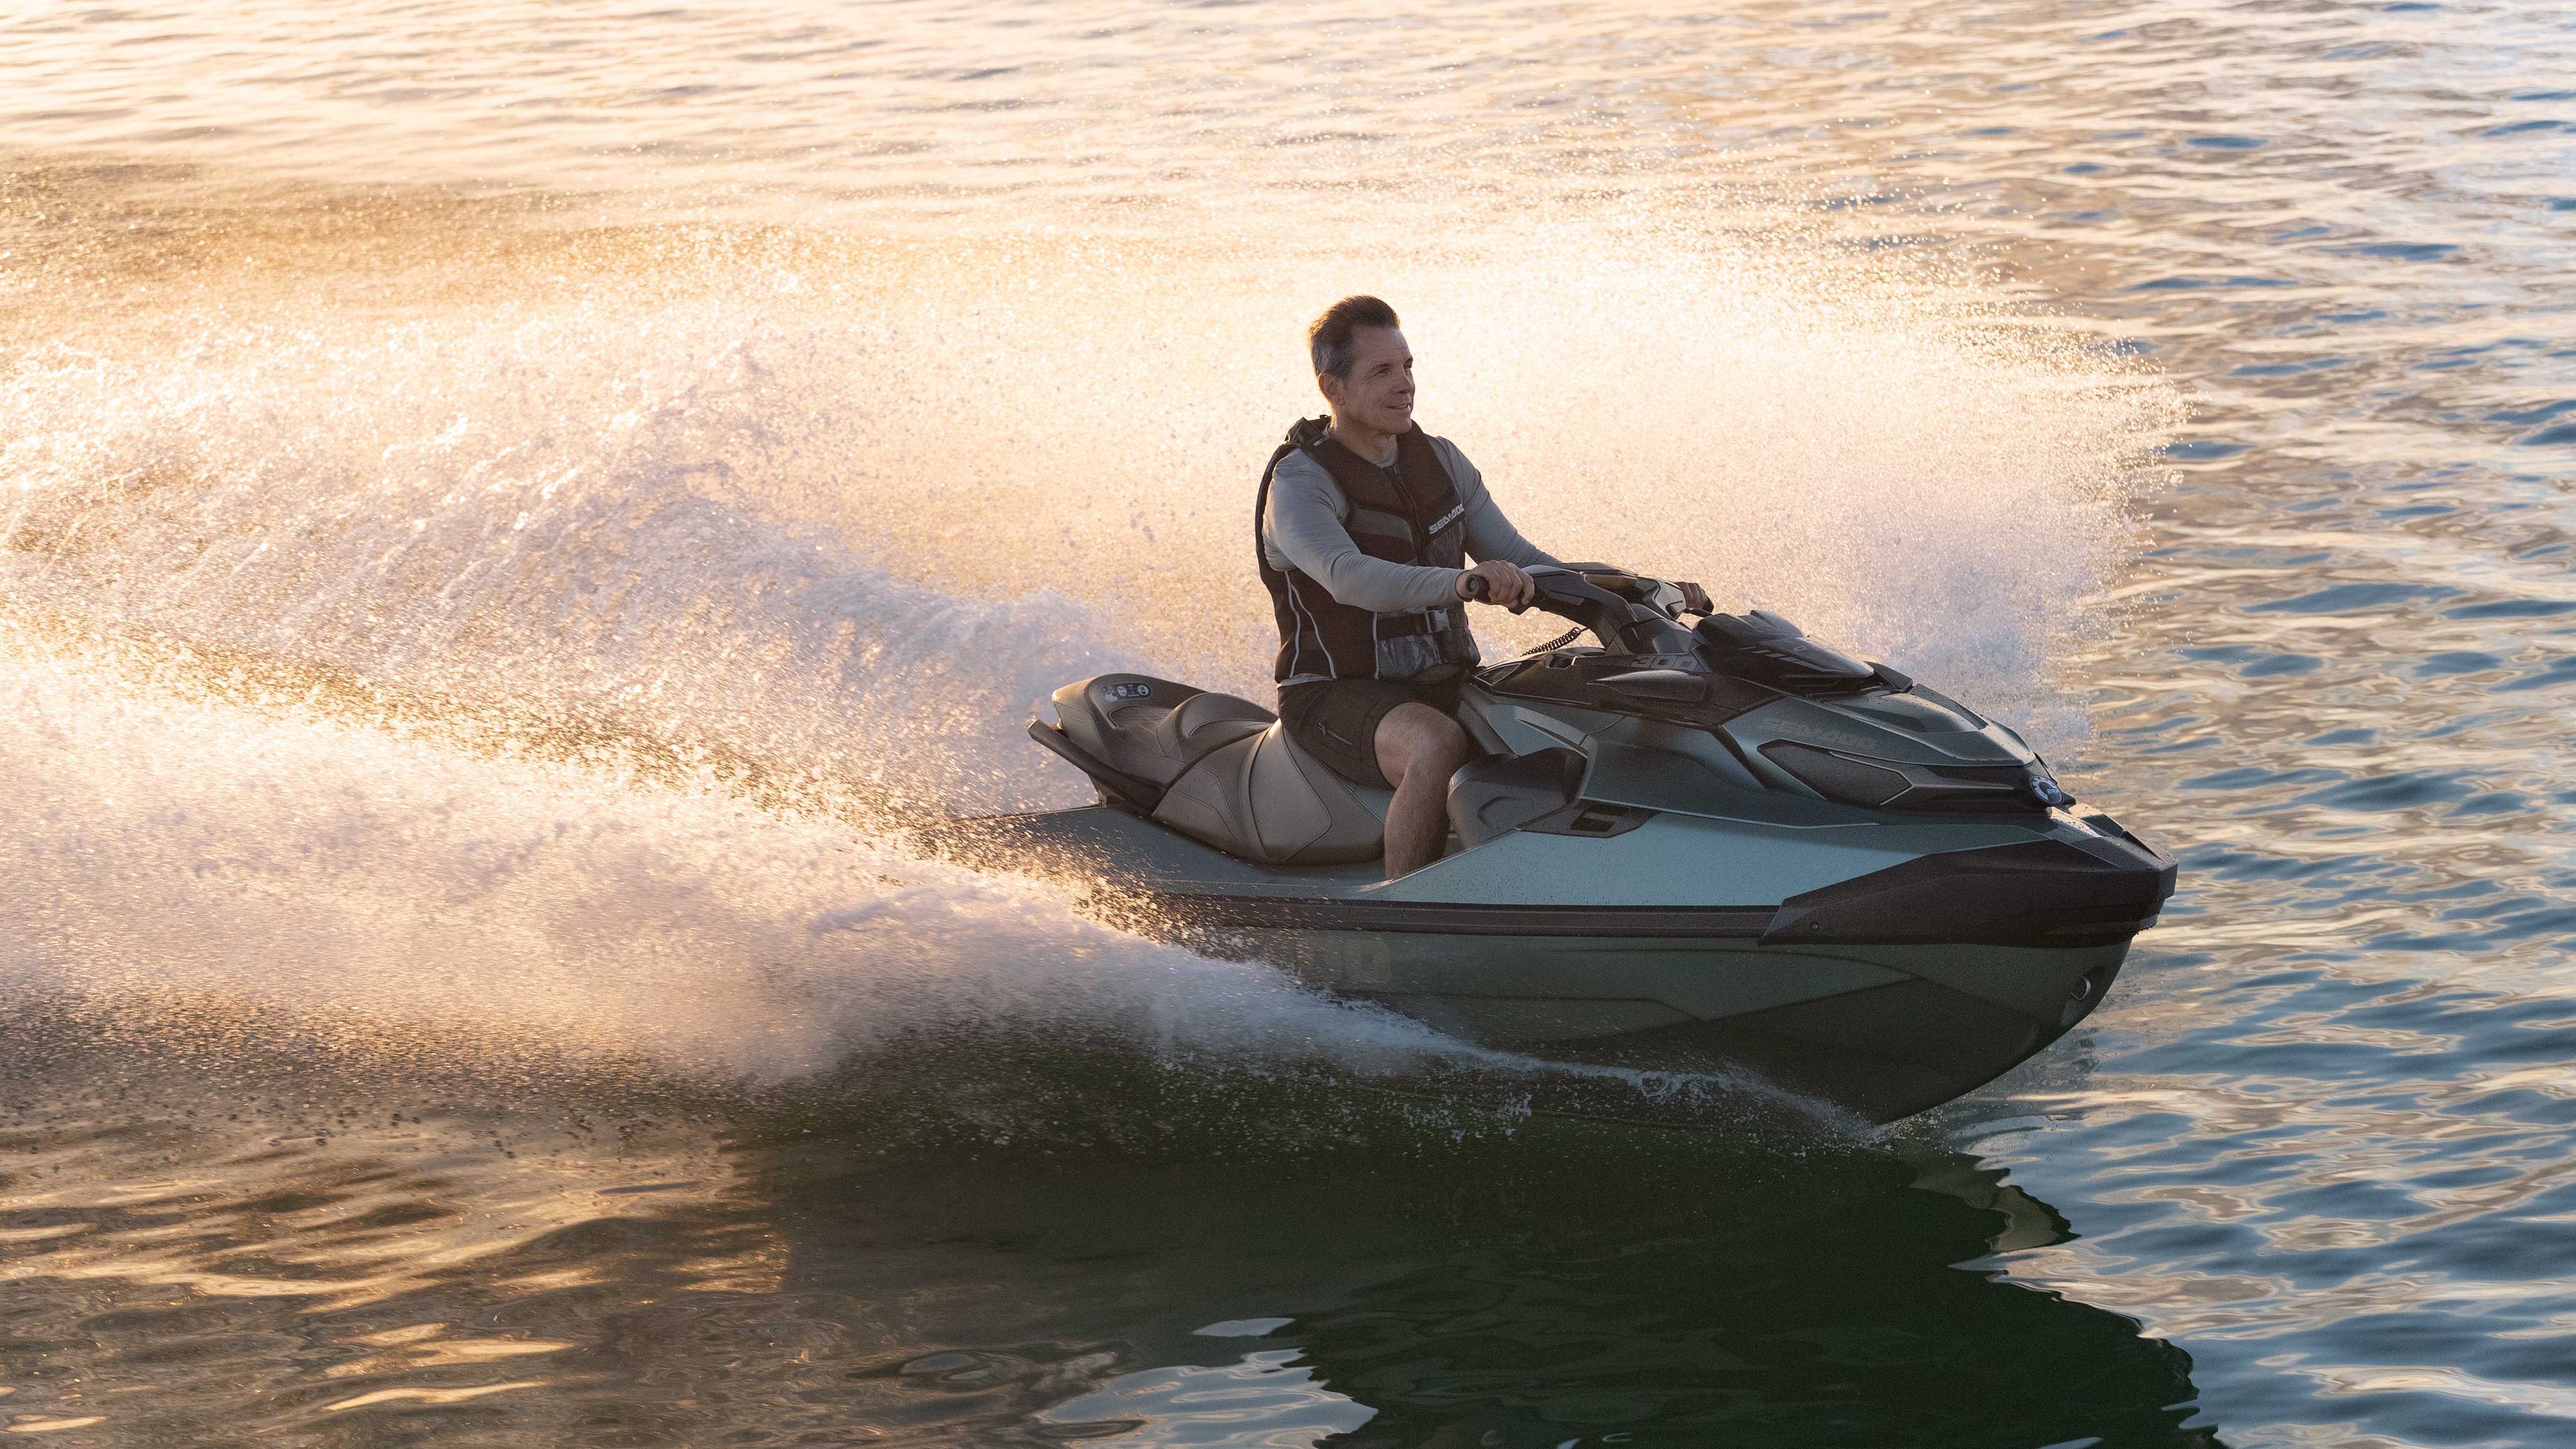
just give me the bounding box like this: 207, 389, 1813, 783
4, 1, 2575, 1444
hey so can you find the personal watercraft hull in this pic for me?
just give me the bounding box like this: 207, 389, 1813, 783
930, 800, 2169, 1123
982, 567, 2177, 1123
1260, 931, 2126, 1126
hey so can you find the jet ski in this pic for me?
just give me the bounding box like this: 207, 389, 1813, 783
934, 565, 2175, 1123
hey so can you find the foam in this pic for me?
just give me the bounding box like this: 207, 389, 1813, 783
0, 622, 1421, 1077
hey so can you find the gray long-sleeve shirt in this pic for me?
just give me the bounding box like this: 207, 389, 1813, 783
1260, 434, 1562, 613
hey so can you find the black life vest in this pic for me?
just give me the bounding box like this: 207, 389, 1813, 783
1255, 416, 1478, 684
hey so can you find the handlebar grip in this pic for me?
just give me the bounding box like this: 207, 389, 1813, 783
1460, 572, 1491, 602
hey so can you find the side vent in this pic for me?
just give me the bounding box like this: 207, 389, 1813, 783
1759, 743, 1911, 808
1760, 741, 2050, 816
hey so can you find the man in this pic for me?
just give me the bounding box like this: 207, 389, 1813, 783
1257, 295, 1709, 877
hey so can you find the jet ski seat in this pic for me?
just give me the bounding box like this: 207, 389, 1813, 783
1045, 674, 1389, 865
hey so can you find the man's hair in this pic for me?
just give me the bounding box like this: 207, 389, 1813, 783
1307, 295, 1401, 379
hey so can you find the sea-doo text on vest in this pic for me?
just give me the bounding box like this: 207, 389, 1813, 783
1256, 417, 1479, 683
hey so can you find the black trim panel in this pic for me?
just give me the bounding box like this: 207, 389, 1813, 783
1760, 835, 2177, 948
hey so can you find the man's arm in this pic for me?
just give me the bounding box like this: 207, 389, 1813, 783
1430, 439, 1563, 570
1263, 451, 1462, 613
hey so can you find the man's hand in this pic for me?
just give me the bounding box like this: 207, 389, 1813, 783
1674, 580, 1713, 615
1457, 561, 1537, 609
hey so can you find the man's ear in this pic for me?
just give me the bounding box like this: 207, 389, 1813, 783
1315, 370, 1342, 408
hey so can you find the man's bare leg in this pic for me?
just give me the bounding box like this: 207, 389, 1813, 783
1375, 701, 1469, 878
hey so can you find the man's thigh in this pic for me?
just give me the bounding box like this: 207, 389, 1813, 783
1278, 678, 1450, 790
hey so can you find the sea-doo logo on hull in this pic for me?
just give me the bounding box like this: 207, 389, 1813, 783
1111, 682, 1154, 699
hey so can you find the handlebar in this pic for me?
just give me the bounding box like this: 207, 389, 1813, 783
1460, 565, 1702, 657
1458, 570, 1538, 615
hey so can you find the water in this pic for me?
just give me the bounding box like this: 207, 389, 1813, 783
3, 0, 2573, 1443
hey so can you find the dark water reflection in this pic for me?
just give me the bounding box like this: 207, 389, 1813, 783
0, 1034, 2217, 1448
770, 1136, 2214, 1448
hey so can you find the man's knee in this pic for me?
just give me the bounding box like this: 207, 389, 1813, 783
1377, 702, 1467, 785
1418, 713, 1469, 769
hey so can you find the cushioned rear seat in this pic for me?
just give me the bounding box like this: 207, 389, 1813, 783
1048, 674, 1387, 865
1051, 674, 1273, 787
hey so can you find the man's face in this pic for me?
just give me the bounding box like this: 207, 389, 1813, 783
1319, 326, 1414, 435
